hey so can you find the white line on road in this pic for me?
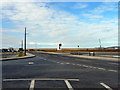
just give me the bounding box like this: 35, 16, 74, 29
60, 63, 64, 64
66, 62, 70, 64
29, 80, 35, 90
82, 65, 89, 68
64, 80, 74, 90
100, 82, 113, 90
3, 78, 79, 81
98, 68, 106, 70
108, 70, 117, 72
28, 62, 34, 65
109, 63, 118, 65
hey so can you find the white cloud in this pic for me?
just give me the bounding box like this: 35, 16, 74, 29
1, 2, 118, 48
90, 2, 117, 14
2, 33, 22, 48
72, 3, 88, 9
83, 14, 103, 20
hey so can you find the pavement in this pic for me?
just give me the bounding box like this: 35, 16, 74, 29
2, 51, 119, 90
0, 53, 35, 61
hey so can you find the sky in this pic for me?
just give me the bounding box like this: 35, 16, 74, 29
1, 1, 118, 48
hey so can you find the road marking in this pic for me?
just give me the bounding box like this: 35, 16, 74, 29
28, 62, 34, 65
3, 78, 79, 81
57, 62, 60, 63
67, 62, 117, 72
100, 82, 113, 90
82, 65, 89, 67
29, 80, 35, 90
109, 63, 118, 65
108, 70, 117, 72
98, 68, 106, 70
66, 62, 70, 64
92, 67, 97, 69
60, 63, 64, 64
64, 80, 74, 90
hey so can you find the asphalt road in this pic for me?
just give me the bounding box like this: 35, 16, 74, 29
2, 52, 119, 90
1, 53, 18, 58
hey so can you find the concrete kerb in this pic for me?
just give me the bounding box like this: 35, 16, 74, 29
0, 53, 35, 61
37, 51, 119, 62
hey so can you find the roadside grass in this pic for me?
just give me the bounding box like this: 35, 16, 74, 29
28, 48, 120, 52
18, 52, 26, 57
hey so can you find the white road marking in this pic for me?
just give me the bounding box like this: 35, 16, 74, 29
98, 68, 106, 70
100, 82, 113, 90
109, 63, 118, 65
64, 80, 74, 90
92, 67, 97, 69
72, 64, 75, 65
82, 65, 89, 67
66, 62, 70, 64
3, 78, 79, 81
108, 70, 117, 72
29, 80, 35, 90
60, 63, 64, 64
28, 62, 34, 65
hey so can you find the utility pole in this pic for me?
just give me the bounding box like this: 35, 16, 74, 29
21, 40, 23, 49
24, 27, 26, 55
21, 40, 23, 51
99, 39, 101, 49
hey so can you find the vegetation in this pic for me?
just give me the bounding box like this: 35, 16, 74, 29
18, 52, 26, 57
28, 48, 120, 52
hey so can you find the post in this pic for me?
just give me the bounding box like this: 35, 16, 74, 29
99, 39, 101, 49
24, 27, 26, 55
21, 40, 23, 49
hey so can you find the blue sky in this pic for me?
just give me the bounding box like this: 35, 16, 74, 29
1, 1, 118, 48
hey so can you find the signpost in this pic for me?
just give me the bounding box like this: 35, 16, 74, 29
57, 43, 62, 50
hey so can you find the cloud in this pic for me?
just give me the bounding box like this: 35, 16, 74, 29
83, 14, 103, 20
1, 2, 118, 48
90, 2, 117, 14
2, 33, 22, 48
72, 3, 88, 9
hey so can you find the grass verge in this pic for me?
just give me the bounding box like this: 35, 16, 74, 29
18, 52, 26, 57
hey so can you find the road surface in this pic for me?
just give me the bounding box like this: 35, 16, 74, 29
2, 52, 119, 90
